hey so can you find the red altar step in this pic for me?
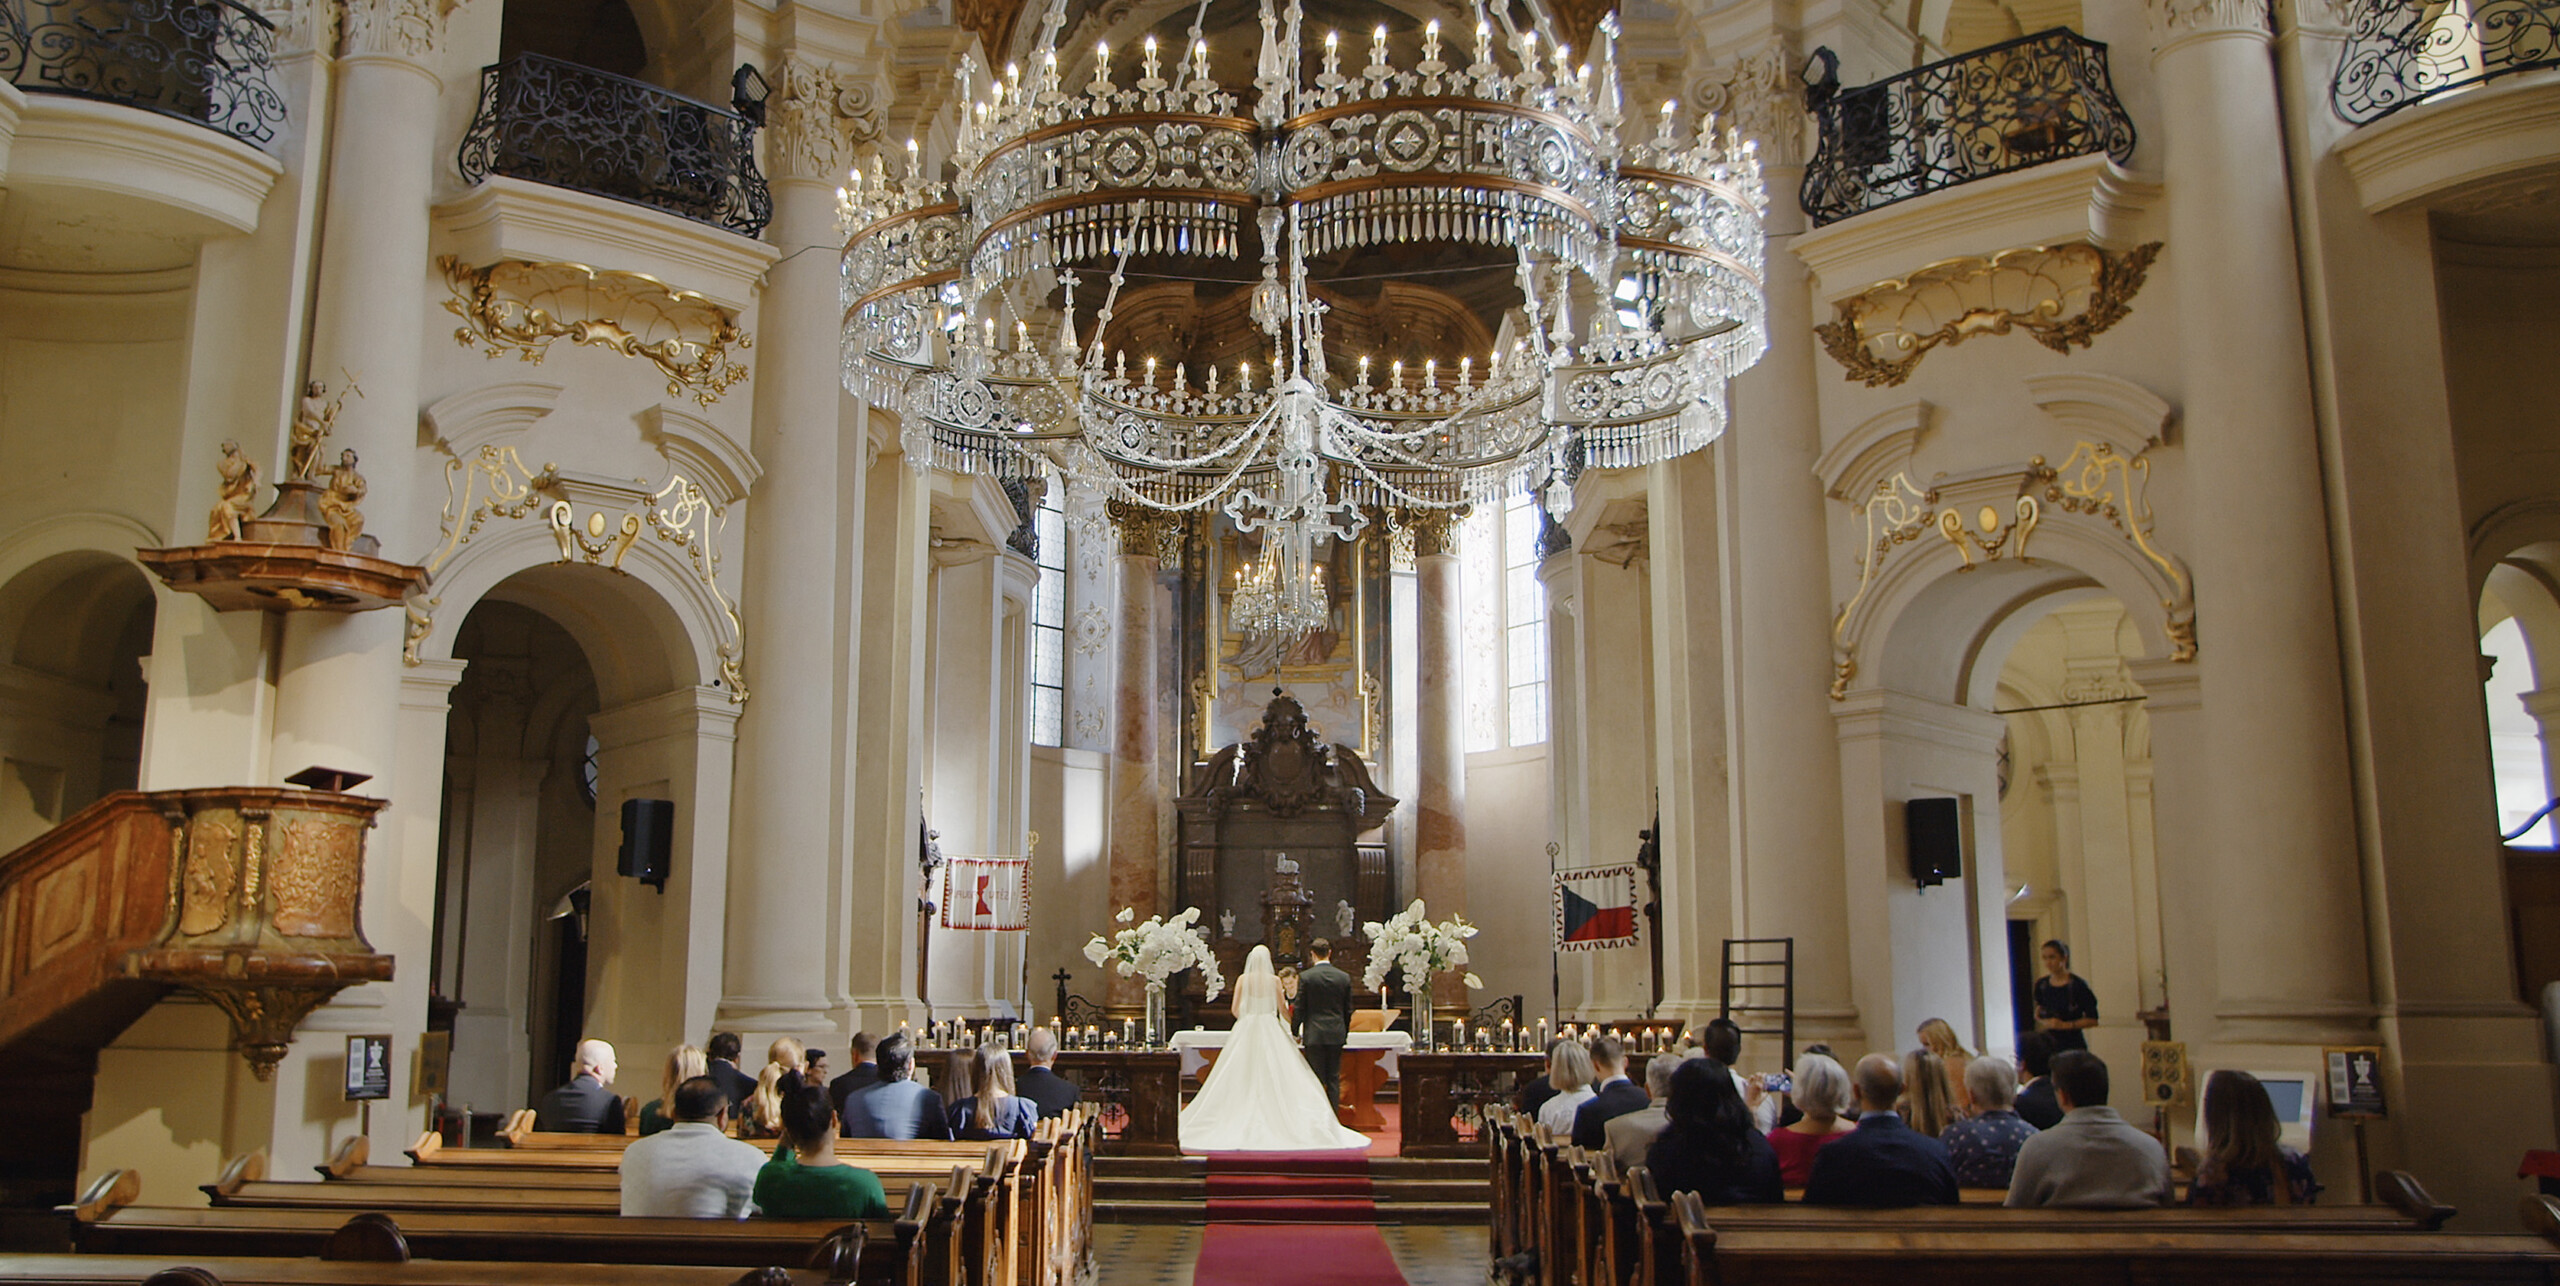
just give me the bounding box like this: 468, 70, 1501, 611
1093, 1153, 1489, 1225
1192, 1152, 1412, 1286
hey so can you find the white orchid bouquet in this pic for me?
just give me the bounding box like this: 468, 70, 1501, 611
1083, 906, 1225, 1001
1360, 899, 1484, 993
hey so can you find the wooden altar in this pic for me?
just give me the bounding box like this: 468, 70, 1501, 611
1177, 690, 1397, 973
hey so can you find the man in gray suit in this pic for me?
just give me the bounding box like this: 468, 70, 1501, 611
1293, 938, 1354, 1111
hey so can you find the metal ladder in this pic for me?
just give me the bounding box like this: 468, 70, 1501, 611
1719, 938, 1796, 1062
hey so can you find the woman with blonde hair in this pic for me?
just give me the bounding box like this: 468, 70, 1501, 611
1898, 1048, 1958, 1137
1915, 1018, 1975, 1114
638, 1045, 708, 1137
765, 1037, 809, 1096
742, 1061, 789, 1138
1535, 1039, 1600, 1137
946, 1041, 1038, 1140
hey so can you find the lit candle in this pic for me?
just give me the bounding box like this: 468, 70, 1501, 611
1207, 365, 1219, 394
1390, 359, 1403, 390
1424, 358, 1437, 389
1145, 355, 1158, 387
1143, 34, 1159, 82
1193, 38, 1209, 83
1017, 321, 1030, 352
1423, 18, 1440, 64
1370, 24, 1387, 67
1238, 360, 1250, 392
1357, 354, 1371, 386
1459, 356, 1472, 390
1324, 30, 1339, 80
1094, 41, 1111, 93
905, 137, 920, 180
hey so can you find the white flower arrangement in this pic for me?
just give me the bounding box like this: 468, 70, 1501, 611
1360, 899, 1484, 993
1082, 906, 1226, 1001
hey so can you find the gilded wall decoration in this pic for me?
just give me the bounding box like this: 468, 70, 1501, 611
269, 819, 358, 938
402, 445, 751, 703
1829, 445, 2189, 699
439, 257, 752, 407
2030, 441, 2197, 660
179, 817, 238, 936
1816, 241, 2163, 388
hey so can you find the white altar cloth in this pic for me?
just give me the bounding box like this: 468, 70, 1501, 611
1170, 1029, 1412, 1078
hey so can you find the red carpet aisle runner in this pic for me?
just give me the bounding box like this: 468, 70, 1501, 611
1193, 1151, 1410, 1286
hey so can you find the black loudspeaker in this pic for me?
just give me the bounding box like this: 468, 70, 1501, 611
619, 798, 675, 891
1905, 797, 1962, 889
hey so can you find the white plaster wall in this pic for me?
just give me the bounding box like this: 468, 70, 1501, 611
1026, 744, 1110, 1017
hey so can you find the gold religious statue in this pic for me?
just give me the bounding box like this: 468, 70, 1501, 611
207, 440, 259, 541
319, 448, 368, 551
289, 375, 362, 481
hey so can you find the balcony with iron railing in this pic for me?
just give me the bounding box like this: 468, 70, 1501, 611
0, 0, 286, 148
458, 53, 772, 239
2333, 0, 2560, 125
1799, 27, 2136, 228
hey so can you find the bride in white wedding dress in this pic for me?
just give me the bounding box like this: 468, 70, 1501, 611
1179, 945, 1371, 1152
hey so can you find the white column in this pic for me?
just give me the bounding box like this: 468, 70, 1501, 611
1648, 451, 1735, 1029
587, 687, 740, 1057
1102, 504, 1176, 1005
2147, 0, 2370, 1043
847, 439, 930, 1030
717, 64, 865, 1043
923, 540, 1037, 1016
1550, 495, 1656, 1016
1412, 510, 1469, 998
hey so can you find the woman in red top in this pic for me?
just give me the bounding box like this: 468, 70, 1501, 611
1766, 1052, 1856, 1186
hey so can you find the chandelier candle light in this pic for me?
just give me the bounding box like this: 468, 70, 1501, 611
839, 0, 1768, 642
1362, 899, 1482, 1051
1083, 907, 1224, 1045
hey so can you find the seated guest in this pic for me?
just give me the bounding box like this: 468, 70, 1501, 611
764, 1037, 808, 1098
1014, 1027, 1081, 1120
535, 1039, 625, 1134
753, 1086, 891, 1219
803, 1049, 830, 1089
2187, 1070, 2319, 1206
1803, 1054, 1960, 1207
1606, 1053, 1691, 1173
1515, 1039, 1568, 1118
639, 1045, 707, 1137
1771, 1043, 1836, 1131
1916, 1018, 1976, 1116
1941, 1055, 2039, 1189
1898, 1048, 1958, 1137
845, 1033, 954, 1141
620, 1076, 766, 1217
1571, 1035, 1648, 1150
2013, 1031, 2063, 1130
2005, 1050, 2168, 1208
706, 1031, 755, 1110
1700, 1018, 1778, 1135
742, 1061, 789, 1139
829, 1032, 883, 1123
1644, 1059, 1782, 1205
1535, 1038, 1599, 1137
1767, 1052, 1856, 1187
948, 1041, 1039, 1141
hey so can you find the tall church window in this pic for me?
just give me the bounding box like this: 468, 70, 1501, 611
1461, 493, 1551, 751
1030, 485, 1066, 747
2485, 617, 2550, 845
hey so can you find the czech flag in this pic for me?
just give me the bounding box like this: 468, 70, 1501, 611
1554, 865, 1640, 952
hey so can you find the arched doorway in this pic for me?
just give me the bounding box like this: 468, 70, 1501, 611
0, 551, 154, 851
424, 558, 735, 1117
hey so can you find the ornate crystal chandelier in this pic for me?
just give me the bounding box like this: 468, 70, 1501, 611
838, 0, 1769, 639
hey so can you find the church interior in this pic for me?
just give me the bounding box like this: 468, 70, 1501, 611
12, 0, 2560, 1277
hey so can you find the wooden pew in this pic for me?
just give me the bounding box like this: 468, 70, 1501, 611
67, 1175, 956, 1286
1665, 1187, 2560, 1285
1481, 1112, 2507, 1286
0, 1255, 839, 1285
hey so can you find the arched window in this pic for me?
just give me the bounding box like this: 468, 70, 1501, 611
2484, 616, 2551, 845
1029, 485, 1067, 747
1460, 492, 1550, 751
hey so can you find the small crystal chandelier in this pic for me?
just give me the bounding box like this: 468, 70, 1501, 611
838, 0, 1769, 594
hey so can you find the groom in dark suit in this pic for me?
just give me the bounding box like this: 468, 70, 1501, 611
1293, 938, 1354, 1112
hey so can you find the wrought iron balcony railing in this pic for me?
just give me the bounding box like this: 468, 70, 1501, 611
458, 53, 772, 239
2333, 0, 2560, 125
0, 0, 285, 148
1799, 28, 2136, 228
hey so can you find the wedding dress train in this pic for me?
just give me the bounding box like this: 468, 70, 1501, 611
1178, 945, 1372, 1152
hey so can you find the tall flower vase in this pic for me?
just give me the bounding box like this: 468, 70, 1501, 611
1145, 983, 1167, 1048
1409, 981, 1434, 1052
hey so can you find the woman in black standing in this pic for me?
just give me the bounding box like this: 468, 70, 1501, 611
2032, 940, 2098, 1051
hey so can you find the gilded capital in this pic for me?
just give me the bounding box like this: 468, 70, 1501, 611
2146, 0, 2271, 44
339, 0, 453, 60
1105, 500, 1187, 570
766, 55, 884, 183
1690, 40, 1804, 168
1404, 505, 1469, 558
